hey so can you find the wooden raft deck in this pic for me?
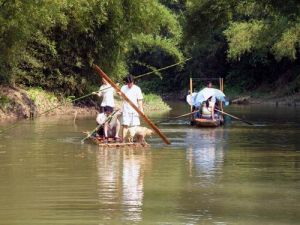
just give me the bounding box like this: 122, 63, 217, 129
88, 136, 150, 148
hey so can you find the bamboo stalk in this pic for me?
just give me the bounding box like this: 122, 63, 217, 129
156, 111, 198, 125
189, 78, 193, 113
220, 77, 224, 110
221, 78, 224, 92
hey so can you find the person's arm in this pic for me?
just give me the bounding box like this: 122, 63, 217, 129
96, 85, 106, 97
138, 99, 144, 113
97, 88, 104, 97
116, 86, 124, 97
92, 90, 103, 97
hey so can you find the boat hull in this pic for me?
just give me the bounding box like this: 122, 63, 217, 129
192, 118, 221, 127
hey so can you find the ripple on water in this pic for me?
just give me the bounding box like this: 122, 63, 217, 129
58, 136, 82, 144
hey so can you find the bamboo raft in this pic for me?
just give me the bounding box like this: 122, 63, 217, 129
87, 136, 150, 148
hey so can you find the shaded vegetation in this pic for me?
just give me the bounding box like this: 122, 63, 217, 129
0, 0, 299, 99
143, 93, 171, 111
0, 94, 12, 112
0, 0, 182, 96
183, 0, 300, 94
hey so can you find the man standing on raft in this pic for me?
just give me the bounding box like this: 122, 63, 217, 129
120, 75, 144, 142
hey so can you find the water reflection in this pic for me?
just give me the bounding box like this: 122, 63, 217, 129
186, 128, 227, 181
96, 148, 151, 222
96, 149, 121, 210
122, 150, 145, 221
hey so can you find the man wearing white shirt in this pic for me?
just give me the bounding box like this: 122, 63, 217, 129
120, 75, 143, 141
93, 78, 115, 112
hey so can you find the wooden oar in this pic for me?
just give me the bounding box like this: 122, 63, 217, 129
93, 64, 171, 145
215, 108, 254, 125
155, 111, 197, 125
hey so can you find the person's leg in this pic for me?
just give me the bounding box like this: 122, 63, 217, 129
107, 127, 115, 139
104, 123, 108, 138
98, 127, 104, 137
115, 119, 121, 138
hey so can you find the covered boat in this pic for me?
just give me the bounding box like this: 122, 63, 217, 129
187, 77, 226, 128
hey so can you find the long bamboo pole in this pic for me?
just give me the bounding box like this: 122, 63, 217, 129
135, 57, 192, 79
221, 77, 224, 92
93, 64, 171, 145
156, 111, 197, 125
219, 77, 223, 111
189, 78, 193, 113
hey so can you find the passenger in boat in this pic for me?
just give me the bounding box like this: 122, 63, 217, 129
96, 106, 121, 141
200, 96, 216, 120
120, 75, 143, 142
207, 81, 213, 88
187, 90, 198, 116
93, 78, 115, 113
192, 81, 215, 119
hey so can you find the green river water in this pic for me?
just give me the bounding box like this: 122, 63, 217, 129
0, 103, 299, 225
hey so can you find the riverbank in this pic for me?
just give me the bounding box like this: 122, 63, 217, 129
1, 85, 298, 123
161, 89, 300, 107
228, 93, 300, 106
0, 86, 171, 122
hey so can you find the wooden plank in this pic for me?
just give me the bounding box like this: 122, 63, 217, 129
93, 64, 171, 145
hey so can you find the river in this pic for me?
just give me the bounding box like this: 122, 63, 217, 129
0, 103, 299, 225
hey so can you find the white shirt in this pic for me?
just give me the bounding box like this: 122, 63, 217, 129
121, 84, 143, 114
186, 92, 197, 106
96, 113, 107, 125
98, 84, 115, 107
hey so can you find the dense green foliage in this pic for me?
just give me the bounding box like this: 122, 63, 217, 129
0, 0, 182, 95
0, 0, 299, 97
184, 0, 300, 93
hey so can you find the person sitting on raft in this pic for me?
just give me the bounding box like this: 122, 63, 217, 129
200, 96, 216, 120
96, 106, 121, 142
